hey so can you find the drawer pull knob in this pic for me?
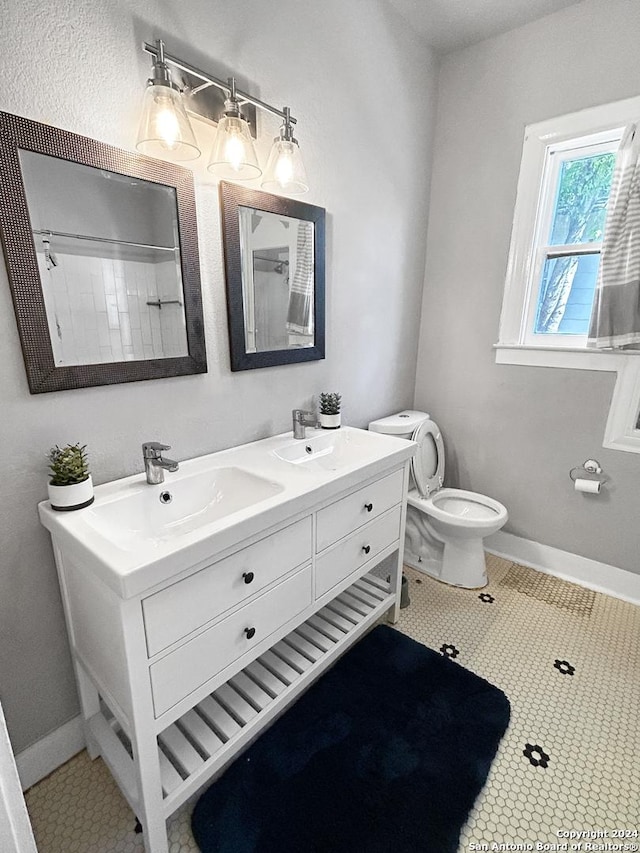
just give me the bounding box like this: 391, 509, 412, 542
244, 627, 256, 639
362, 544, 371, 555
242, 572, 255, 584
364, 503, 373, 512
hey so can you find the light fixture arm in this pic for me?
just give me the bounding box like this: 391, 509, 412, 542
142, 41, 297, 126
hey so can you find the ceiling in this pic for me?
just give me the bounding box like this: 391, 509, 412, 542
387, 0, 586, 54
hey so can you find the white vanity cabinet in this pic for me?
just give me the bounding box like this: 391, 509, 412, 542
43, 435, 412, 853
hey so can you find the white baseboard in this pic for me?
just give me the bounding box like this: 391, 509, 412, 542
16, 715, 85, 791
485, 530, 640, 606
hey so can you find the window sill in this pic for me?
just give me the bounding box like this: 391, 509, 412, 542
493, 344, 640, 371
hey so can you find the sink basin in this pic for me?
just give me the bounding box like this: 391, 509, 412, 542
272, 429, 393, 472
39, 426, 415, 598
81, 466, 284, 551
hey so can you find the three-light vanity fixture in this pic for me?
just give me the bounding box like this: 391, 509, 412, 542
136, 40, 309, 193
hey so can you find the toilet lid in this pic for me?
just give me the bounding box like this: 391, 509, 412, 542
411, 418, 445, 497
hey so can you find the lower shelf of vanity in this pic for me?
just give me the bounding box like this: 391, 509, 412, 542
88, 570, 395, 819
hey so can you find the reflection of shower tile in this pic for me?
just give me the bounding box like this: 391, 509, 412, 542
129, 296, 140, 329
116, 285, 128, 313
149, 308, 161, 330
105, 295, 119, 330
109, 329, 124, 361
102, 262, 116, 295
131, 329, 144, 359
119, 314, 132, 347
140, 309, 152, 345
92, 274, 106, 312
151, 325, 163, 356
97, 315, 110, 347
81, 294, 97, 329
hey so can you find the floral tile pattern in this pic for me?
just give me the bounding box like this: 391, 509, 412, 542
399, 554, 640, 848
24, 554, 640, 852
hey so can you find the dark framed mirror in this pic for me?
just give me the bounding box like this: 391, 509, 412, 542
220, 181, 325, 370
0, 111, 207, 393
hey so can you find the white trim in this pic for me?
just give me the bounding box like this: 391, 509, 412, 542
603, 359, 640, 453
0, 703, 37, 853
494, 344, 628, 370
15, 715, 85, 792
485, 530, 640, 605
499, 94, 640, 351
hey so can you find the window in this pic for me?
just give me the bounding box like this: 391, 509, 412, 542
497, 96, 640, 454
525, 133, 617, 346
497, 95, 640, 368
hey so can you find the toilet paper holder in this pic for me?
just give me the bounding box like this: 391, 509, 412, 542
569, 459, 605, 485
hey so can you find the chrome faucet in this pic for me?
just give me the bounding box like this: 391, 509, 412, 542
142, 442, 179, 485
292, 409, 318, 440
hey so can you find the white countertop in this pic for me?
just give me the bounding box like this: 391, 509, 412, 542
39, 427, 415, 599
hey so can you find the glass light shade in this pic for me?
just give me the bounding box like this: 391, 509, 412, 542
261, 138, 309, 194
136, 84, 200, 161
207, 115, 261, 179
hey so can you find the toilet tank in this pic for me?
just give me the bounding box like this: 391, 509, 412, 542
368, 410, 429, 440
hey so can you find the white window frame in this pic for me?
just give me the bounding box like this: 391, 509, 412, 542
497, 94, 640, 368
521, 132, 618, 349
603, 360, 640, 453
495, 96, 640, 454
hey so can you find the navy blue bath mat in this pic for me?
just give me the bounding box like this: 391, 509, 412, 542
191, 625, 510, 853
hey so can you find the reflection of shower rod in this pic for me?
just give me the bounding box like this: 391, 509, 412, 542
146, 299, 183, 309
254, 255, 290, 269
33, 228, 178, 253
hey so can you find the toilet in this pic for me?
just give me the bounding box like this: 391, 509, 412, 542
369, 411, 507, 588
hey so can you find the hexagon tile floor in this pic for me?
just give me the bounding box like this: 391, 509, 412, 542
25, 554, 640, 852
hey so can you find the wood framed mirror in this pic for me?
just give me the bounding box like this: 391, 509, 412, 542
220, 181, 325, 371
0, 111, 207, 393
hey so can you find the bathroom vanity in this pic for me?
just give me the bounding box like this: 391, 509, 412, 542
39, 427, 414, 853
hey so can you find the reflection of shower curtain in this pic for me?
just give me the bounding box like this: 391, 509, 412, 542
240, 210, 257, 351
286, 221, 314, 335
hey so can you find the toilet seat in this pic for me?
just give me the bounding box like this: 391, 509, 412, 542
408, 487, 507, 532
408, 416, 508, 533
410, 418, 444, 498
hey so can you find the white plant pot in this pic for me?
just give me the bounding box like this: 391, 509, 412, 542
48, 475, 94, 512
319, 413, 341, 430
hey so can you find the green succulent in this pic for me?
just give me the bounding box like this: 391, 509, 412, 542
319, 392, 341, 415
48, 443, 90, 486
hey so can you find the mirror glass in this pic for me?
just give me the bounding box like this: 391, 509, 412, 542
221, 182, 325, 371
0, 110, 206, 393
239, 207, 315, 353
19, 151, 188, 366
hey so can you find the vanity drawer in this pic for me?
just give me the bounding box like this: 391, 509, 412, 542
316, 469, 403, 552
315, 506, 402, 598
143, 516, 312, 656
150, 564, 312, 717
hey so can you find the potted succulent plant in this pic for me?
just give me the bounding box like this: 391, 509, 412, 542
319, 392, 341, 429
47, 443, 94, 511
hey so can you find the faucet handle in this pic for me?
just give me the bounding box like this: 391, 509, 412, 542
292, 409, 315, 422
142, 441, 171, 458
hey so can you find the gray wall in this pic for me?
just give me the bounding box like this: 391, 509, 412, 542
414, 0, 640, 574
0, 0, 438, 752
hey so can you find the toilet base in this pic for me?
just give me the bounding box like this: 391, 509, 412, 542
440, 537, 488, 588
404, 556, 488, 590
404, 517, 488, 589
405, 504, 489, 589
